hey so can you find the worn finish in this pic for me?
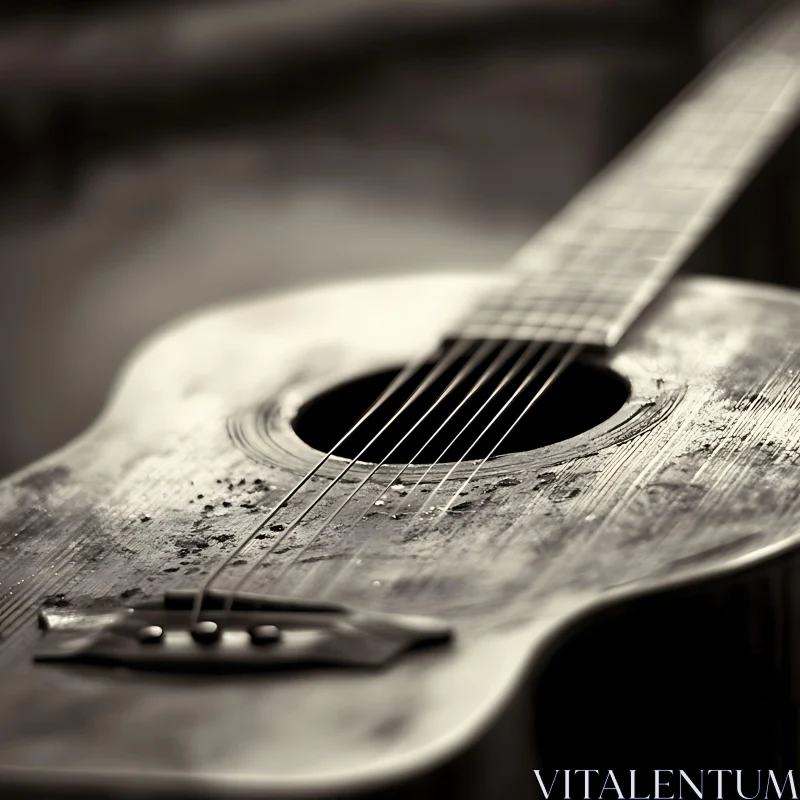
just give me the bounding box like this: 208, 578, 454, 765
0, 270, 798, 796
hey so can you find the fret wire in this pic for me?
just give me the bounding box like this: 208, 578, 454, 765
484, 281, 642, 298
510, 261, 658, 278
477, 288, 638, 318
485, 312, 616, 328
481, 290, 634, 306
478, 228, 678, 334
473, 248, 670, 338
516, 229, 681, 273
518, 245, 638, 341
470, 243, 638, 344
479, 304, 626, 322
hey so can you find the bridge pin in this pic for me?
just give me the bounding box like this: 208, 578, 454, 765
190, 620, 221, 645
249, 624, 281, 645
138, 625, 164, 644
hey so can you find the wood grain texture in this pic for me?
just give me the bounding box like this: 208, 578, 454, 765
0, 270, 799, 797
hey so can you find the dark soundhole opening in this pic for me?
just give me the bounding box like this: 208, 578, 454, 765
292, 348, 630, 465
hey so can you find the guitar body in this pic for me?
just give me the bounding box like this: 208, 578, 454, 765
0, 270, 799, 798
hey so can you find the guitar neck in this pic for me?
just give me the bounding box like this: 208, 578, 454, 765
455, 0, 800, 348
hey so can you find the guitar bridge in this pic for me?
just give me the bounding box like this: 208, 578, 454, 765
34, 590, 453, 671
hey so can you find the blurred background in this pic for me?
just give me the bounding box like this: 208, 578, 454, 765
0, 0, 794, 476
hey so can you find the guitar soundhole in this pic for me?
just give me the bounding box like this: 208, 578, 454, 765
292, 352, 629, 465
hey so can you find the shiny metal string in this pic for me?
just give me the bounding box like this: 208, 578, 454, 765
197, 265, 610, 613
436, 343, 581, 515
205, 4, 800, 608
318, 340, 546, 597
386, 256, 637, 524
402, 342, 563, 527
392, 341, 542, 517
200, 338, 474, 621
303, 340, 526, 597
397, 342, 581, 594
259, 340, 505, 592
195, 205, 654, 615
190, 338, 465, 621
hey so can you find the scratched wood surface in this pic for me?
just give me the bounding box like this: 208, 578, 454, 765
0, 271, 799, 797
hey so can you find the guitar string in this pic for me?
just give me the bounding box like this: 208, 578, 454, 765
206, 298, 591, 613
388, 236, 664, 572
199, 337, 475, 621
253, 249, 622, 600
436, 343, 582, 516
197, 198, 679, 611
197, 172, 682, 611
388, 238, 636, 522
317, 342, 565, 599
255, 340, 515, 594
390, 341, 542, 516
401, 342, 582, 595
316, 339, 543, 598
340, 253, 648, 532
388, 254, 638, 583
400, 342, 563, 525
266, 340, 536, 594
190, 337, 464, 620
290, 340, 526, 596
20, 14, 794, 640
225, 339, 499, 601
408, 241, 649, 519
306, 263, 610, 598
461, 71, 800, 583
386, 238, 639, 521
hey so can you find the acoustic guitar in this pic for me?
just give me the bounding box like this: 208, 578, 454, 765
2, 3, 800, 798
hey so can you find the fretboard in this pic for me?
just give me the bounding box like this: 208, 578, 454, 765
455, 0, 800, 347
